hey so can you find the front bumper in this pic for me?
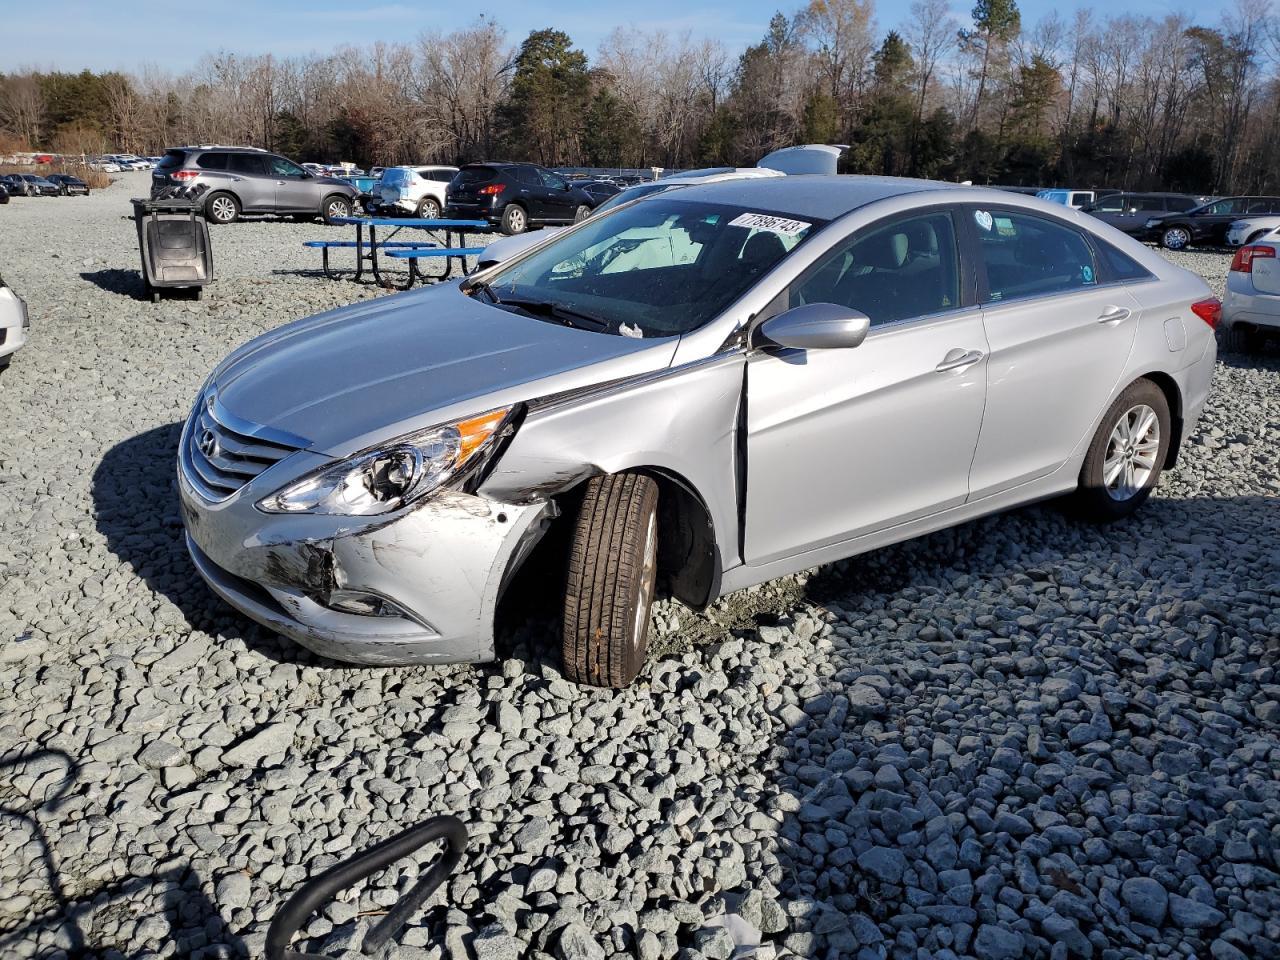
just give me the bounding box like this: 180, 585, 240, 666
0, 289, 29, 361
177, 414, 555, 666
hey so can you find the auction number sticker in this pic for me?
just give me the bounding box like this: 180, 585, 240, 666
730, 213, 812, 236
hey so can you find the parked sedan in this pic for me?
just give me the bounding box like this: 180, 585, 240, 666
45, 174, 90, 196
1222, 241, 1280, 351
1081, 192, 1210, 235
179, 178, 1218, 687
1141, 196, 1280, 249
3, 174, 60, 197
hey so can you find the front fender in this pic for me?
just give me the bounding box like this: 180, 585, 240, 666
478, 353, 746, 577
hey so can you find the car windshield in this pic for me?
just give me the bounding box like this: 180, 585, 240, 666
479, 198, 824, 338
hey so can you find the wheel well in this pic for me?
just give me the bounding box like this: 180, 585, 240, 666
321, 192, 349, 208
639, 468, 719, 610
1136, 372, 1184, 468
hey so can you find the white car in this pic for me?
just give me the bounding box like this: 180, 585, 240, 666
1035, 189, 1099, 209
378, 165, 459, 218
1225, 216, 1280, 247
476, 145, 847, 270
1222, 239, 1280, 351
0, 273, 30, 374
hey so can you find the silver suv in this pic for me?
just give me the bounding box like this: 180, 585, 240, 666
151, 146, 357, 225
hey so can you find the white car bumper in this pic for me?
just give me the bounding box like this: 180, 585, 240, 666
1223, 283, 1280, 331
0, 286, 29, 364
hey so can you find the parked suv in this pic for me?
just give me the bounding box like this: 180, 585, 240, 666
1139, 196, 1280, 250
377, 165, 459, 217
151, 146, 358, 225
446, 163, 598, 235
1081, 192, 1211, 235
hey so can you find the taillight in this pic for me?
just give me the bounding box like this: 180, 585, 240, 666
1229, 244, 1276, 273
1190, 298, 1222, 329
477, 183, 506, 196
171, 170, 199, 181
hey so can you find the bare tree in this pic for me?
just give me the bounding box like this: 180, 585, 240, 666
0, 74, 47, 148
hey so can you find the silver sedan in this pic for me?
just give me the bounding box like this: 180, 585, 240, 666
178, 176, 1219, 686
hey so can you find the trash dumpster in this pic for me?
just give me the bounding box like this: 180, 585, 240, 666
131, 194, 213, 302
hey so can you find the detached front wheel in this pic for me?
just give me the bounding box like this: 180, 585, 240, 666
562, 473, 659, 688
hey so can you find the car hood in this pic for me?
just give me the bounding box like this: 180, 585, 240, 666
210, 284, 678, 457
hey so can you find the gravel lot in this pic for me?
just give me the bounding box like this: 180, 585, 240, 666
1, 172, 1277, 960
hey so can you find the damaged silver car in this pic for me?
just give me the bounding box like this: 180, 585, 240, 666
179, 176, 1218, 686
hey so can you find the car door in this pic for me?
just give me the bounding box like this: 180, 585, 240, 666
964, 205, 1141, 499
268, 156, 316, 212
744, 207, 989, 564
537, 168, 575, 221
227, 153, 271, 211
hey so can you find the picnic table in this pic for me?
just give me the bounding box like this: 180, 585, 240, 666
305, 216, 492, 289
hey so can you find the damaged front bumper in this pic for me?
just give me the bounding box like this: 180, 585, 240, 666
177, 451, 555, 666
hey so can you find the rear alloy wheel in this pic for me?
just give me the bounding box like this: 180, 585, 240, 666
562, 473, 660, 688
322, 196, 351, 224
1074, 380, 1170, 522
500, 204, 527, 235
573, 204, 591, 223
415, 196, 441, 219
206, 192, 240, 225
1161, 226, 1191, 250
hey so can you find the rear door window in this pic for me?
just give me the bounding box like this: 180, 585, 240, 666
229, 154, 267, 175
1071, 192, 1094, 207
972, 208, 1098, 302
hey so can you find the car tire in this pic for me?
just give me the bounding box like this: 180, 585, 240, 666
573, 204, 591, 223
1222, 324, 1256, 353
500, 204, 528, 236
322, 195, 351, 224
415, 197, 441, 219
562, 472, 660, 689
1073, 379, 1170, 523
1161, 226, 1191, 250
205, 192, 240, 225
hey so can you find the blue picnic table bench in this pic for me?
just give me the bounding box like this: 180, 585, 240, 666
305, 216, 494, 289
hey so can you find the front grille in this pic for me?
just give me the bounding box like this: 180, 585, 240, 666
182, 392, 304, 501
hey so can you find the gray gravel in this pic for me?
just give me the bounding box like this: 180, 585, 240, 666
0, 172, 1277, 960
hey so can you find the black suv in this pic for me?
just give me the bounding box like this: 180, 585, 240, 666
151, 146, 357, 224
445, 163, 598, 235
1138, 195, 1280, 249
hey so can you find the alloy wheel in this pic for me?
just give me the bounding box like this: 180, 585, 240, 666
1103, 404, 1160, 501
1163, 227, 1189, 250
210, 197, 236, 223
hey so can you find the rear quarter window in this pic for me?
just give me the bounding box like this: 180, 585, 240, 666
457, 167, 497, 185
196, 153, 227, 170
1093, 239, 1155, 282
157, 150, 186, 169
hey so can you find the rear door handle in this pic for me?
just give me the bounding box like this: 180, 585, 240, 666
936, 348, 984, 372
1098, 306, 1132, 324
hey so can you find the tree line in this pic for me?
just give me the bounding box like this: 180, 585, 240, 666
2, 0, 1279, 193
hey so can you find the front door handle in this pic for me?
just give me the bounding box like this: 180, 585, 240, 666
936, 348, 984, 372
1098, 306, 1132, 324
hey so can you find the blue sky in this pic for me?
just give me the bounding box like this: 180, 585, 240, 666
0, 0, 1237, 73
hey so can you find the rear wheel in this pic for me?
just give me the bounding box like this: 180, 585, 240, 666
205, 192, 239, 225
415, 196, 441, 219
562, 473, 660, 689
1161, 226, 1190, 250
500, 204, 528, 236
322, 195, 351, 224
1073, 380, 1170, 522
1223, 324, 1256, 353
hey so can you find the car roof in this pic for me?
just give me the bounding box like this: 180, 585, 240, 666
660, 174, 962, 220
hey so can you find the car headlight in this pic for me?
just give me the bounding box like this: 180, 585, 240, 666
257, 406, 515, 516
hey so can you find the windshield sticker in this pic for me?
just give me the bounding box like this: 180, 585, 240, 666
974, 210, 994, 232
994, 216, 1016, 236
729, 213, 812, 236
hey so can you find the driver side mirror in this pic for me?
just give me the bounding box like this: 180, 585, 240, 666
759, 303, 871, 350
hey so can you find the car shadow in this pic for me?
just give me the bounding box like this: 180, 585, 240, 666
0, 749, 247, 958
757, 493, 1278, 957
90, 422, 324, 666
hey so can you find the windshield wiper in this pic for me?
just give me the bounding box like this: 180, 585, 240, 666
498, 297, 610, 331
